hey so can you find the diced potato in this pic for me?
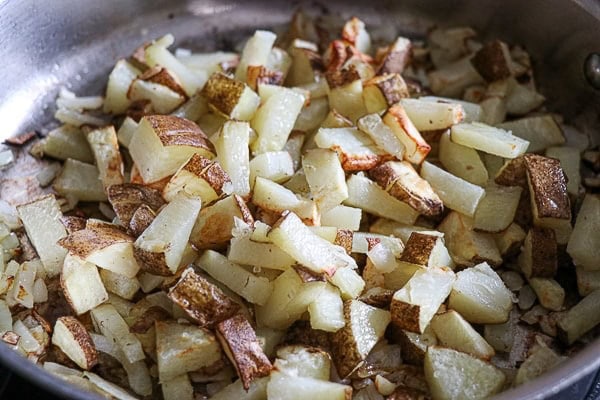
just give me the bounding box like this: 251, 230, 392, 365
363, 74, 409, 114
59, 224, 140, 278
514, 340, 565, 386
210, 120, 252, 197
473, 184, 522, 232
155, 320, 222, 382
383, 104, 431, 164
370, 160, 443, 216
255, 268, 326, 329
314, 127, 386, 172
252, 177, 318, 224
424, 346, 505, 400
308, 283, 345, 332
286, 39, 323, 86
99, 269, 139, 301
190, 194, 253, 249
451, 122, 529, 158
430, 310, 495, 360
524, 154, 572, 244
391, 266, 455, 333
16, 195, 67, 277
106, 183, 165, 228
518, 227, 557, 278
267, 371, 352, 400
331, 300, 391, 377
470, 39, 514, 81
84, 371, 139, 400
479, 96, 507, 125
30, 124, 94, 163
498, 115, 564, 153
545, 146, 581, 195
52, 316, 98, 370
103, 59, 141, 114
376, 36, 412, 74
421, 161, 485, 218
320, 205, 361, 231
128, 78, 185, 114
439, 131, 488, 186
249, 151, 294, 187
235, 30, 277, 82
328, 79, 368, 123
369, 218, 443, 243
162, 374, 193, 400
449, 262, 513, 324
357, 113, 405, 160
210, 377, 269, 400
216, 314, 272, 389
251, 85, 306, 154
576, 267, 600, 296
504, 79, 545, 115
128, 115, 215, 183
567, 194, 599, 271
399, 232, 453, 270
228, 234, 295, 271
86, 126, 124, 189
90, 304, 145, 364
345, 174, 420, 225
196, 250, 273, 306
392, 326, 438, 365
134, 192, 201, 276
171, 92, 209, 122
275, 345, 331, 380
163, 154, 231, 203
400, 98, 464, 131
167, 267, 239, 326
528, 277, 564, 311
328, 265, 366, 300
427, 56, 484, 98
53, 159, 107, 202
419, 96, 482, 123
557, 289, 600, 345
428, 27, 476, 67
268, 211, 357, 276
303, 149, 348, 212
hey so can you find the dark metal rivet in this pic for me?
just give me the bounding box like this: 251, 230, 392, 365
584, 53, 600, 90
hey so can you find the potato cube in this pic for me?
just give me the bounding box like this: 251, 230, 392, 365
167, 267, 239, 327
421, 161, 485, 218
128, 115, 215, 183
473, 184, 522, 232
430, 310, 495, 360
370, 160, 443, 217
557, 289, 600, 344
52, 316, 97, 370
391, 266, 455, 333
383, 104, 431, 164
314, 127, 387, 172
216, 314, 272, 389
451, 122, 529, 159
439, 130, 488, 186
155, 320, 221, 382
449, 262, 513, 324
567, 194, 600, 271
331, 300, 390, 377
518, 227, 557, 278
16, 195, 68, 277
424, 346, 505, 400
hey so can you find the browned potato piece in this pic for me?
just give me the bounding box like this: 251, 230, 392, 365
471, 40, 514, 81
400, 232, 453, 269
331, 300, 391, 377
493, 222, 527, 258
167, 267, 239, 327
376, 37, 412, 75
128, 204, 156, 237
383, 104, 431, 165
363, 73, 409, 114
438, 211, 502, 268
216, 314, 273, 389
162, 153, 231, 204
246, 65, 284, 91
518, 227, 557, 278
201, 72, 260, 120
52, 316, 98, 370
107, 183, 165, 228
390, 325, 437, 366
369, 160, 443, 216
190, 194, 254, 250
524, 154, 572, 244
